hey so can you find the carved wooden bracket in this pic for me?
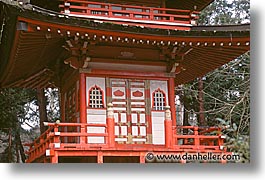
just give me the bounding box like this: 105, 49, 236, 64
62, 36, 93, 69
166, 46, 192, 74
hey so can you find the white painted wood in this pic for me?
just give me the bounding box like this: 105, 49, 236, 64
150, 80, 168, 144
131, 108, 145, 112
131, 82, 144, 86
132, 138, 147, 142
151, 112, 165, 144
115, 138, 127, 141
140, 126, 146, 136
112, 101, 126, 105
121, 113, 127, 123
140, 114, 145, 123
131, 113, 137, 123
113, 107, 126, 111
86, 108, 106, 143
120, 126, 127, 135
86, 77, 106, 106
87, 62, 167, 72
132, 126, 138, 136
131, 102, 145, 105
87, 109, 106, 115
114, 113, 119, 123
115, 126, 119, 135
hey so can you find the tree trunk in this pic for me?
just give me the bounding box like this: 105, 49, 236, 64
37, 88, 48, 134
183, 106, 189, 135
14, 120, 26, 163
198, 77, 206, 126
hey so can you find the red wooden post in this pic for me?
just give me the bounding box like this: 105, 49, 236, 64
107, 103, 115, 148
194, 126, 199, 148
79, 73, 87, 144
164, 106, 173, 148
168, 77, 176, 127
79, 73, 87, 124
218, 133, 225, 150
97, 151, 103, 163
51, 122, 60, 163
51, 151, 58, 163
140, 152, 146, 163
80, 124, 86, 144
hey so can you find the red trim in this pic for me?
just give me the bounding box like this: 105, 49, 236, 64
87, 84, 106, 108
17, 17, 250, 45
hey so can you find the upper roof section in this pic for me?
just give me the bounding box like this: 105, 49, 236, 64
55, 0, 214, 30
0, 0, 250, 89
17, 0, 215, 31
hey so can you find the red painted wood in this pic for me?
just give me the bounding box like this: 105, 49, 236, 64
79, 73, 87, 124
107, 117, 115, 147
164, 119, 173, 148
19, 16, 249, 43
51, 151, 58, 163
58, 0, 196, 30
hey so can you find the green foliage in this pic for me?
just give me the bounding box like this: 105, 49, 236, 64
0, 88, 36, 128
198, 0, 250, 25
181, 0, 250, 162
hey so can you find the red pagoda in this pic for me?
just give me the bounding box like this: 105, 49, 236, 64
0, 0, 250, 163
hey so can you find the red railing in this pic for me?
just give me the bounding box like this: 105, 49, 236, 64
58, 0, 199, 29
173, 126, 226, 151
25, 122, 109, 163
25, 105, 227, 163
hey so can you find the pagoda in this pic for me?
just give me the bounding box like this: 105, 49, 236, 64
0, 0, 250, 163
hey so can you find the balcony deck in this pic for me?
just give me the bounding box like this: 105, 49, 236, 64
59, 0, 199, 30
25, 122, 228, 163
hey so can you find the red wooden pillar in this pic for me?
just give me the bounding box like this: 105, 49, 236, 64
97, 151, 103, 163
51, 125, 60, 163
79, 73, 87, 124
140, 152, 146, 163
51, 151, 58, 163
107, 103, 115, 148
79, 73, 87, 144
164, 106, 173, 148
168, 77, 176, 127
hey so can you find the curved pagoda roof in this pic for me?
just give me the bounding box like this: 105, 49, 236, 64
0, 1, 250, 88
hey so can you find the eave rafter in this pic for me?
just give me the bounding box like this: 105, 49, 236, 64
17, 17, 250, 50
1, 16, 249, 88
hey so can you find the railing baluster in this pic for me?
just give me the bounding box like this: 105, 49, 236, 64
80, 124, 86, 144
194, 126, 199, 148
